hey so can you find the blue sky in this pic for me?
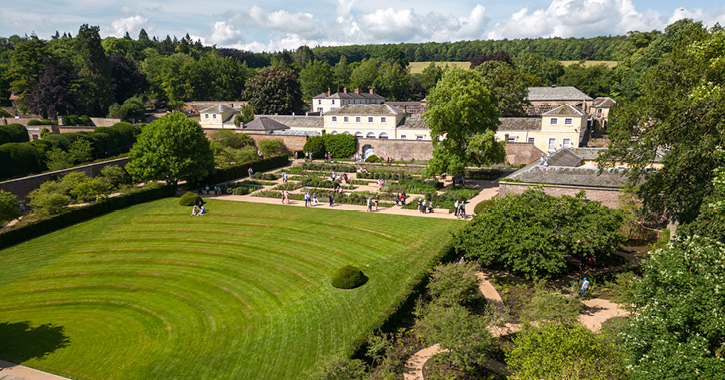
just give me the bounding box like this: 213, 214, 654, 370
1, 0, 724, 51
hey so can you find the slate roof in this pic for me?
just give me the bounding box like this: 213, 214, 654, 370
546, 148, 583, 167
325, 104, 406, 116
243, 117, 290, 131
527, 86, 593, 101
498, 117, 542, 131
313, 91, 385, 100
507, 166, 630, 187
398, 117, 428, 129
593, 97, 616, 108
542, 104, 586, 116
259, 115, 324, 128
199, 104, 236, 114
268, 130, 321, 136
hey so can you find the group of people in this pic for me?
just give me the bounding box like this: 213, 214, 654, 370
366, 196, 380, 212
303, 192, 319, 207
394, 192, 407, 206
454, 200, 467, 219
417, 199, 434, 214
330, 171, 349, 184
198, 184, 222, 195
190, 203, 205, 216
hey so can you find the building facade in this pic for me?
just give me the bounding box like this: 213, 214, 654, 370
311, 88, 385, 113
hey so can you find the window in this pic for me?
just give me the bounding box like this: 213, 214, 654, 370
527, 137, 535, 144
32, 134, 39, 140
331, 130, 339, 135
317, 107, 323, 112
318, 100, 321, 104
332, 100, 335, 104
212, 114, 217, 119
355, 116, 361, 123
366, 132, 376, 139
343, 116, 349, 123
342, 131, 351, 135
379, 132, 389, 139
331, 116, 337, 122
416, 135, 424, 140
507, 135, 517, 142
549, 117, 558, 125
563, 138, 572, 148
367, 117, 373, 123
381, 116, 387, 123
204, 114, 209, 119
354, 131, 363, 137
564, 118, 573, 125
548, 137, 557, 151
400, 134, 407, 139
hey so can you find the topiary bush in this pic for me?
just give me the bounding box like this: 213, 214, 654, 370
365, 154, 380, 163
331, 265, 368, 289
179, 191, 202, 206
474, 199, 494, 214
323, 134, 357, 158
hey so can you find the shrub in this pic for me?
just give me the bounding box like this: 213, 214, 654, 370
331, 265, 368, 289
465, 168, 502, 180
427, 262, 481, 307
179, 192, 202, 206
70, 177, 112, 203
365, 154, 380, 163
257, 139, 288, 157
27, 119, 43, 126
100, 165, 132, 189
0, 124, 29, 145
210, 129, 254, 149
474, 199, 494, 214
301, 162, 357, 173
0, 190, 21, 225
226, 186, 254, 195
323, 133, 357, 158
303, 136, 325, 159
0, 142, 45, 179
520, 283, 583, 325
201, 155, 288, 185
27, 192, 72, 217
302, 355, 368, 380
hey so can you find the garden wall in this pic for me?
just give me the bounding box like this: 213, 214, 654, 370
499, 181, 622, 208
0, 157, 132, 201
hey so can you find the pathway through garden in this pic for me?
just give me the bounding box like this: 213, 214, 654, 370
0, 360, 70, 380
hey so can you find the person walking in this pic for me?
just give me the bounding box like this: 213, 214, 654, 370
395, 192, 400, 206
580, 277, 591, 297
458, 201, 466, 219
282, 172, 288, 183
313, 193, 318, 206
401, 192, 406, 205
367, 197, 372, 212
304, 192, 309, 207
422, 199, 427, 214
329, 193, 334, 206
374, 195, 379, 211
248, 167, 254, 177
454, 199, 459, 216
417, 199, 422, 212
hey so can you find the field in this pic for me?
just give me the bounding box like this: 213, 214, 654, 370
0, 198, 462, 379
409, 60, 617, 74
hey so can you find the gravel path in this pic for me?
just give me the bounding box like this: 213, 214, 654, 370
0, 361, 71, 380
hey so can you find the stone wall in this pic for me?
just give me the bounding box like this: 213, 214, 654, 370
0, 157, 132, 201
246, 133, 308, 152
499, 181, 622, 208
89, 118, 121, 127
504, 143, 544, 165
357, 138, 433, 161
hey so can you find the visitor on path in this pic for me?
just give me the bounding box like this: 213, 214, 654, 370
283, 190, 290, 204
248, 167, 254, 177
191, 204, 198, 216
458, 201, 466, 219
395, 193, 400, 206
580, 277, 590, 296
343, 173, 348, 183
401, 192, 406, 205
374, 195, 379, 211
417, 199, 422, 212
304, 192, 310, 207
313, 193, 318, 206
428, 202, 433, 213
282, 172, 288, 183
422, 199, 427, 214
331, 171, 335, 182
454, 200, 460, 216
367, 197, 372, 212
329, 193, 334, 206
205, 185, 210, 194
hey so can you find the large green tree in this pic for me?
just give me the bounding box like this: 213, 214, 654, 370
26, 58, 77, 119
423, 67, 504, 176
299, 59, 334, 101
5, 35, 47, 97
73, 25, 114, 116
126, 112, 214, 184
243, 66, 306, 115
600, 25, 723, 223
475, 60, 529, 116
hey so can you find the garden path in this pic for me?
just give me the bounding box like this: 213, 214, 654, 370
0, 360, 71, 380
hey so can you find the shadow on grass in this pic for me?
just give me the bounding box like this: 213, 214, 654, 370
0, 321, 70, 365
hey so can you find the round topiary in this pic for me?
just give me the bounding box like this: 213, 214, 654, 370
331, 265, 368, 289
474, 199, 495, 214
365, 154, 380, 163
179, 191, 203, 206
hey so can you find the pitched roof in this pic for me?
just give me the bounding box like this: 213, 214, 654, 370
243, 117, 290, 131
545, 148, 583, 167
199, 104, 236, 113
542, 104, 586, 116
313, 91, 385, 100
259, 115, 324, 128
592, 97, 616, 108
326, 104, 406, 116
527, 86, 593, 101
398, 117, 428, 129
498, 117, 542, 131
506, 166, 630, 187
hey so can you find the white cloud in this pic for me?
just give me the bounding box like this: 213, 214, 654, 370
207, 20, 244, 45
110, 14, 148, 37
667, 7, 725, 29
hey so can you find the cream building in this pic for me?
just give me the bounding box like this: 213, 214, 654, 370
199, 104, 237, 128
496, 104, 589, 153
312, 88, 385, 114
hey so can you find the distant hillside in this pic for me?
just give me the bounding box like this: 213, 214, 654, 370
409, 60, 618, 74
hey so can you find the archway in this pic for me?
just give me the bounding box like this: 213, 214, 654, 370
362, 144, 375, 160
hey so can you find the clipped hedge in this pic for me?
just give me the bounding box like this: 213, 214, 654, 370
365, 154, 380, 163
474, 199, 494, 214
331, 266, 368, 289
0, 185, 175, 250
301, 162, 357, 173
201, 155, 289, 185
179, 192, 202, 206
323, 134, 357, 158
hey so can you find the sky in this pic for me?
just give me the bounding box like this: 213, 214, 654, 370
1, 0, 724, 52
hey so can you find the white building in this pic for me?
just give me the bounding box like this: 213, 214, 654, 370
311, 88, 385, 114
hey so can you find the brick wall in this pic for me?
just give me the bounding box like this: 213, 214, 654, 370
357, 138, 433, 161
0, 157, 132, 201
504, 143, 544, 165
89, 118, 121, 127
499, 182, 622, 208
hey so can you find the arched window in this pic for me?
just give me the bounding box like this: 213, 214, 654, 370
354, 131, 364, 138
378, 132, 389, 139
331, 130, 339, 135
342, 131, 351, 135
366, 132, 376, 139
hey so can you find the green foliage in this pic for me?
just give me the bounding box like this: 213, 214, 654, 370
210, 129, 254, 149
202, 155, 288, 185
0, 190, 20, 225
0, 123, 30, 145
679, 190, 725, 243
0, 142, 45, 179
302, 355, 368, 380
474, 199, 494, 214
301, 162, 357, 173
300, 59, 334, 101
243, 66, 306, 115
179, 192, 202, 206
303, 136, 326, 159
239, 104, 255, 124
624, 236, 725, 379
520, 283, 582, 325
323, 134, 357, 158
69, 177, 112, 203
427, 262, 481, 307
46, 138, 93, 171
27, 191, 72, 217
99, 165, 131, 189
365, 154, 380, 163
558, 61, 614, 98
331, 265, 368, 289
257, 139, 288, 157
507, 323, 628, 380
417, 303, 495, 372
454, 189, 624, 279
108, 96, 145, 121
475, 61, 529, 116
609, 272, 639, 313
126, 112, 214, 184
424, 67, 504, 176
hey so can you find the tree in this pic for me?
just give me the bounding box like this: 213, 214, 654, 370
108, 96, 145, 122
45, 138, 93, 171
300, 59, 334, 101
210, 129, 254, 149
303, 136, 325, 159
454, 189, 624, 279
520, 283, 583, 325
423, 67, 504, 176
476, 60, 529, 117
599, 25, 722, 223
558, 61, 614, 98
507, 323, 628, 380
243, 66, 306, 115
374, 62, 412, 101
349, 58, 380, 92
512, 51, 565, 86
0, 190, 20, 225
427, 262, 481, 307
624, 236, 725, 379
418, 62, 443, 92
333, 55, 351, 90
73, 25, 114, 116
5, 36, 47, 96
109, 54, 148, 102
126, 112, 214, 184
237, 104, 255, 126
257, 139, 287, 157
321, 134, 356, 158
26, 58, 77, 119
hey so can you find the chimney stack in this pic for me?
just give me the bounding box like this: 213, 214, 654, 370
327, 88, 331, 96
354, 88, 359, 94
369, 88, 374, 94
343, 87, 348, 94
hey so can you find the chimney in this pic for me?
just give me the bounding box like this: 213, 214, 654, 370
369, 88, 374, 94
327, 88, 331, 96
343, 87, 347, 94
354, 88, 359, 94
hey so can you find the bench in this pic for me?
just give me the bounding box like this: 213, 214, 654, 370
432, 208, 451, 214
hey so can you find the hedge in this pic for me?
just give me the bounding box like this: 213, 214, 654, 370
323, 134, 357, 158
0, 124, 29, 145
0, 185, 175, 250
331, 266, 368, 289
201, 155, 289, 185
301, 162, 357, 173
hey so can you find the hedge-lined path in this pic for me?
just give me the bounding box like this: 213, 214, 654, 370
403, 271, 629, 380
0, 360, 70, 380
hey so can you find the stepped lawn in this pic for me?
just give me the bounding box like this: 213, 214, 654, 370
0, 198, 463, 380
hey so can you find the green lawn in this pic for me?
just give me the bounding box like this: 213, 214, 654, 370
0, 199, 462, 379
